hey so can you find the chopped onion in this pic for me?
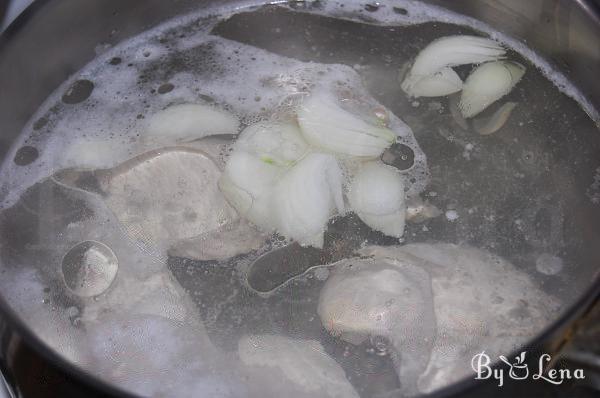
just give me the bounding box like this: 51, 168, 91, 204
401, 35, 505, 98
358, 212, 406, 238
218, 150, 280, 231
275, 153, 344, 248
400, 67, 463, 98
409, 35, 506, 76
297, 91, 396, 158
348, 162, 406, 238
459, 61, 525, 118
235, 121, 308, 166
146, 103, 240, 143
473, 102, 517, 135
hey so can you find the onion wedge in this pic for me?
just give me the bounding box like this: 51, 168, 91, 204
218, 151, 280, 231
459, 61, 525, 118
275, 153, 344, 248
235, 121, 308, 166
401, 35, 505, 98
401, 67, 463, 98
298, 91, 396, 158
146, 103, 240, 143
348, 162, 406, 238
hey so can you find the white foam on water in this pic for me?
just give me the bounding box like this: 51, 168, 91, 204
0, 35, 429, 209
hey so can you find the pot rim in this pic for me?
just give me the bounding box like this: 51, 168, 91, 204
0, 1, 598, 397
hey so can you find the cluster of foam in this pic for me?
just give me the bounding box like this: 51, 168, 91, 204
0, 1, 225, 208
283, 0, 599, 124
0, 4, 430, 209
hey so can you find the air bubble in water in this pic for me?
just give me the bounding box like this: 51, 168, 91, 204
61, 80, 95, 104
61, 241, 118, 297
364, 3, 381, 12
13, 146, 39, 166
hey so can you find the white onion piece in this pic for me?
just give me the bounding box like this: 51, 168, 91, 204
298, 91, 396, 158
275, 153, 344, 248
146, 103, 240, 143
459, 61, 525, 118
348, 162, 406, 238
401, 35, 505, 97
410, 36, 506, 76
235, 121, 308, 166
359, 212, 406, 238
401, 67, 463, 98
218, 151, 280, 230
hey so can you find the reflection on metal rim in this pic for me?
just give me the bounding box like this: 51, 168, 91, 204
0, 370, 14, 398
1, 0, 34, 30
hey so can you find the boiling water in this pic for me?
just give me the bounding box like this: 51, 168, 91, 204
1, 1, 600, 397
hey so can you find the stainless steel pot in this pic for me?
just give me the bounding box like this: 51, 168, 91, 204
0, 1, 598, 397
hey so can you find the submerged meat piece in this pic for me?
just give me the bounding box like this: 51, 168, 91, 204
83, 314, 238, 398
96, 147, 265, 260
104, 148, 235, 251
81, 268, 199, 324
317, 257, 436, 395
169, 219, 268, 261
238, 334, 359, 398
359, 243, 561, 393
